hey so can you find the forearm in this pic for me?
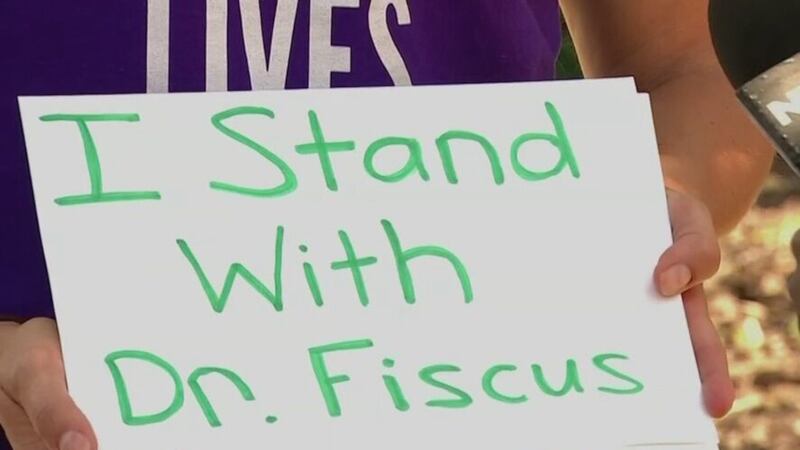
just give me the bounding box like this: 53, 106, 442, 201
562, 0, 774, 233
647, 66, 773, 233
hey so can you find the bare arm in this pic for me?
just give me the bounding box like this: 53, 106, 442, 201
561, 0, 774, 233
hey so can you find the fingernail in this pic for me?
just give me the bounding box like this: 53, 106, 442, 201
60, 431, 91, 450
659, 264, 692, 296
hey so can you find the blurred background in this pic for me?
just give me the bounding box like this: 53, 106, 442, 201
558, 19, 800, 450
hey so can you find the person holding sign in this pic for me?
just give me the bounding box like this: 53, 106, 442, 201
0, 1, 774, 449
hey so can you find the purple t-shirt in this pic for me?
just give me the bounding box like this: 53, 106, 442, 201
0, 1, 561, 319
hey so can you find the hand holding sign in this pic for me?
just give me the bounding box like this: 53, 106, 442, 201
0, 319, 96, 450
657, 189, 733, 417
14, 79, 725, 449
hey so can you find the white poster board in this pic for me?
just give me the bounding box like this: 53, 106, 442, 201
19, 80, 718, 449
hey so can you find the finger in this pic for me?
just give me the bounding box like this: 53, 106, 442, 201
0, 322, 45, 450
0, 388, 47, 450
655, 190, 721, 297
1, 319, 97, 450
683, 286, 735, 418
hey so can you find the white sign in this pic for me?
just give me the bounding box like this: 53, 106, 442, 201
19, 80, 718, 449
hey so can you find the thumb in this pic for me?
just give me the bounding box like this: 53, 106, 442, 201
655, 189, 721, 297
17, 369, 96, 450
3, 320, 97, 450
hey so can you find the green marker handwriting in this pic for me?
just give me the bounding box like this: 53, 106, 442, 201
531, 358, 585, 397
295, 110, 356, 191
105, 350, 184, 426
308, 338, 375, 417
176, 226, 285, 313
210, 106, 298, 197
39, 113, 161, 206
364, 136, 431, 183
510, 102, 581, 181
382, 219, 473, 305
42, 102, 579, 204
436, 130, 505, 185
106, 345, 644, 427
188, 367, 256, 427
177, 220, 472, 312
482, 364, 528, 404
418, 364, 474, 408
106, 350, 258, 428
593, 353, 645, 394
331, 230, 378, 307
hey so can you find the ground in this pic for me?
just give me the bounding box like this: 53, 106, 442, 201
713, 166, 800, 449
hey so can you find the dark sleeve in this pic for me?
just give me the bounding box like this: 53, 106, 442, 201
0, 429, 12, 450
